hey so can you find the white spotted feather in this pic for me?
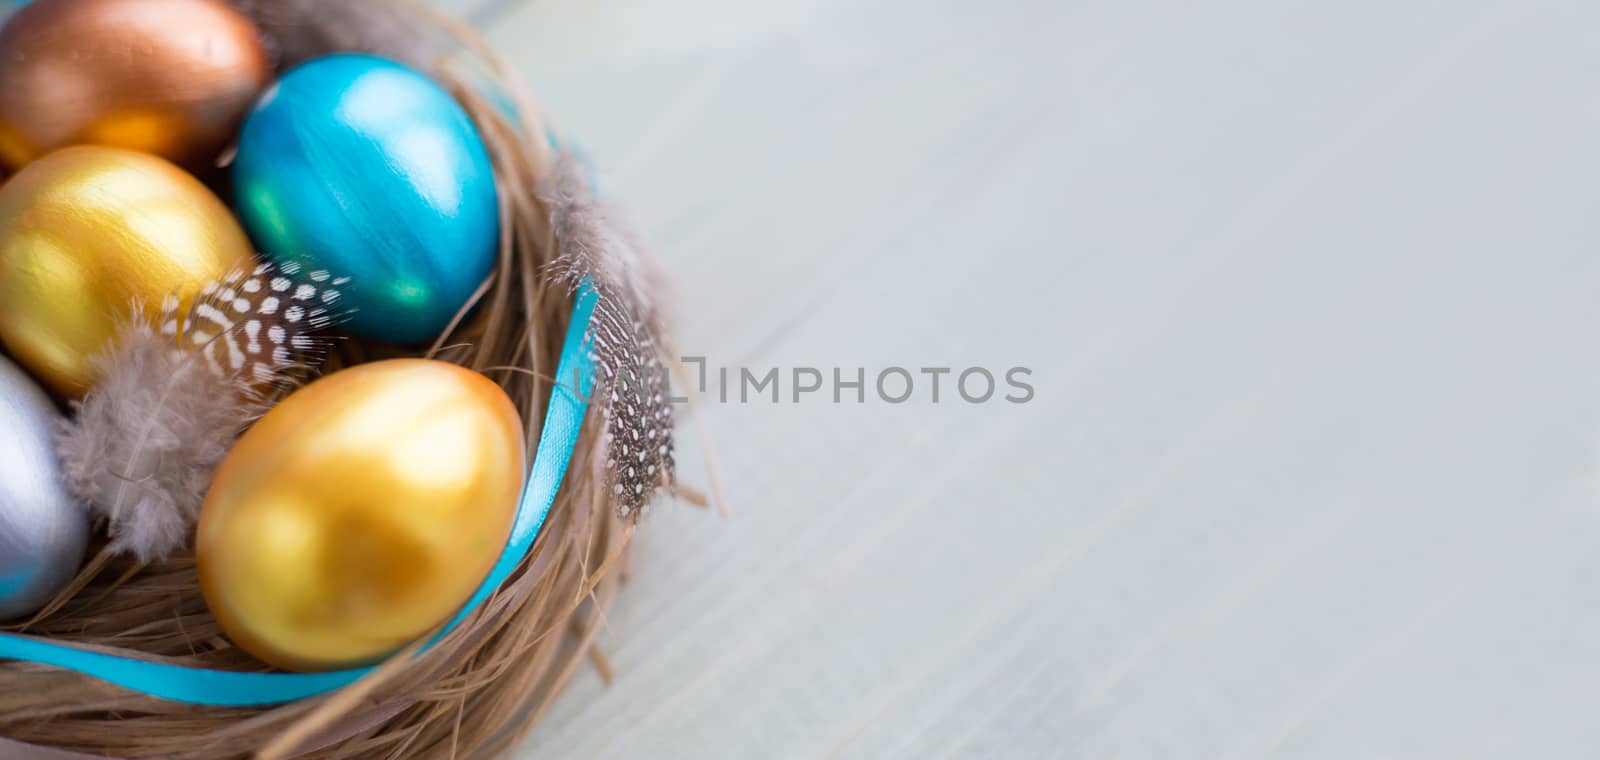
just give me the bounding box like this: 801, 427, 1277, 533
55, 262, 348, 561
543, 158, 677, 521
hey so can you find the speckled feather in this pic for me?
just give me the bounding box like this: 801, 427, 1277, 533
544, 158, 677, 520
176, 261, 348, 386
55, 262, 347, 562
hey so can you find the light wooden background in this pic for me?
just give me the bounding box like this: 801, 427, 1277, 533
435, 0, 1599, 757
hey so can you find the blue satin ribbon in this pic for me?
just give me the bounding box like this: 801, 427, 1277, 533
0, 285, 598, 707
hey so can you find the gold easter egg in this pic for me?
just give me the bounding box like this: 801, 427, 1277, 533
197, 359, 527, 672
0, 145, 255, 396
0, 0, 271, 170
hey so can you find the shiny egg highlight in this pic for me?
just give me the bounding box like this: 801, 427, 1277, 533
232, 54, 500, 344
0, 146, 256, 396
197, 359, 527, 671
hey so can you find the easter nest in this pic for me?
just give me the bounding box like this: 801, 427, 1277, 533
0, 1, 690, 758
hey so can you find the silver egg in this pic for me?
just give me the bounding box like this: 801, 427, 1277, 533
0, 355, 88, 619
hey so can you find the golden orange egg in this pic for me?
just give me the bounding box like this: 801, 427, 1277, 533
197, 359, 527, 672
0, 145, 256, 396
0, 0, 271, 170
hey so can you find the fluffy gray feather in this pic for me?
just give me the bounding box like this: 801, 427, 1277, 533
544, 158, 677, 520
55, 263, 344, 562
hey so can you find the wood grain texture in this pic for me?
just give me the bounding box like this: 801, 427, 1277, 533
468, 0, 1599, 757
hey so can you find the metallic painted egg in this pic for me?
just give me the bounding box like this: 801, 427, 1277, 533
0, 0, 271, 170
232, 54, 501, 344
0, 146, 257, 397
0, 354, 88, 620
196, 359, 526, 672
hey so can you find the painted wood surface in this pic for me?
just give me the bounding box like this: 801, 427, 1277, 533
453, 0, 1598, 757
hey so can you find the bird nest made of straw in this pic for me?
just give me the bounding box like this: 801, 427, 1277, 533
0, 1, 685, 758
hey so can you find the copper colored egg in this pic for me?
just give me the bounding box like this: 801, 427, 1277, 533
0, 0, 271, 170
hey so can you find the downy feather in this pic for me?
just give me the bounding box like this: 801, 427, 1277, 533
55, 262, 347, 561
543, 157, 678, 520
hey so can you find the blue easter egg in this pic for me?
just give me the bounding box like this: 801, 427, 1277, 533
233, 54, 499, 343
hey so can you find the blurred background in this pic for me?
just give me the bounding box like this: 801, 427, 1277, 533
435, 1, 1598, 758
